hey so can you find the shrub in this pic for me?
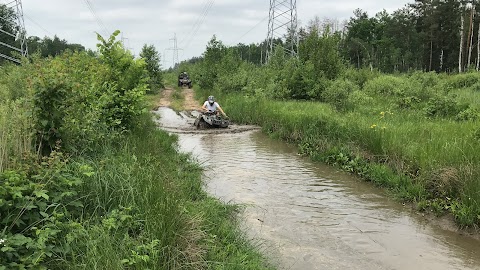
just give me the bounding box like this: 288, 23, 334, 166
322, 79, 359, 111
424, 94, 467, 118
0, 99, 32, 172
32, 31, 148, 155
455, 106, 480, 121
342, 68, 380, 89
0, 151, 85, 269
96, 31, 148, 131
445, 72, 480, 89
348, 90, 374, 107
409, 71, 440, 88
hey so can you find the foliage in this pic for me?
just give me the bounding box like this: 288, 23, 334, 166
322, 79, 359, 111
140, 44, 164, 92
96, 30, 148, 131
27, 35, 85, 58
1, 29, 272, 269
197, 35, 226, 89
299, 25, 344, 80
0, 4, 19, 65
423, 94, 466, 118
0, 99, 32, 172
0, 150, 84, 269
30, 31, 147, 155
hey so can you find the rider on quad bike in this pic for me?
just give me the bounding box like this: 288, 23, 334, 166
202, 95, 227, 117
194, 95, 230, 129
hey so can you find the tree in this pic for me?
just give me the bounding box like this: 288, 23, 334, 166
139, 44, 163, 91
198, 35, 226, 89
0, 4, 19, 64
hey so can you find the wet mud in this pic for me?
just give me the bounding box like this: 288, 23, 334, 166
153, 107, 260, 134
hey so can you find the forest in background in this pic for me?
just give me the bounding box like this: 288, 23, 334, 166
220, 0, 480, 73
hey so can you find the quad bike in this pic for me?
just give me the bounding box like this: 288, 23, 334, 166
178, 73, 192, 88
194, 111, 230, 129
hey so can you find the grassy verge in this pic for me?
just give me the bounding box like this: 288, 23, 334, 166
196, 87, 480, 229
62, 114, 274, 269
0, 111, 274, 269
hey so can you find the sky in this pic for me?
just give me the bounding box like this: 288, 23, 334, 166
15, 0, 412, 68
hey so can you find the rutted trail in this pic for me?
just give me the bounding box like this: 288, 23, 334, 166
156, 87, 174, 108
182, 88, 199, 111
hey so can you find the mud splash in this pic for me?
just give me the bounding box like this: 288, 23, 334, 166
153, 107, 260, 134
156, 107, 480, 270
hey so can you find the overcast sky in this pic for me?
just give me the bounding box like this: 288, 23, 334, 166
18, 0, 411, 67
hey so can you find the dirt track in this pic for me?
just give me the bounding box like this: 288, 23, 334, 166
157, 87, 174, 108
182, 88, 199, 111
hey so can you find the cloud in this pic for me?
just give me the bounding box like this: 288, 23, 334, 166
20, 0, 411, 67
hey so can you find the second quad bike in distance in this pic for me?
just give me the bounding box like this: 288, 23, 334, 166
178, 72, 192, 88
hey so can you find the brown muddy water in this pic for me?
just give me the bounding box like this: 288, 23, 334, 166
154, 107, 480, 270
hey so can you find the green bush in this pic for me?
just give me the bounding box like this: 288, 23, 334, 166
96, 31, 148, 131
0, 99, 32, 172
348, 90, 374, 107
409, 71, 440, 88
0, 63, 32, 102
0, 151, 85, 269
342, 68, 380, 89
455, 106, 480, 121
445, 72, 480, 89
322, 79, 358, 111
424, 94, 467, 118
32, 31, 147, 155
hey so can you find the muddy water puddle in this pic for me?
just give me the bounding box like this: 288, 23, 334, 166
156, 107, 480, 270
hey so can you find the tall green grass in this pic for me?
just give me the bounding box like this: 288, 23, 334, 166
0, 99, 32, 173
61, 114, 274, 269
0, 63, 33, 172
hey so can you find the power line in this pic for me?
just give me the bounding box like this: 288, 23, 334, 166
24, 14, 54, 36
82, 0, 109, 36
182, 0, 215, 50
179, 0, 211, 45
166, 33, 182, 68
230, 15, 269, 45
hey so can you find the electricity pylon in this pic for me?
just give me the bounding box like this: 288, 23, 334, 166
0, 0, 28, 64
266, 0, 298, 62
167, 33, 182, 68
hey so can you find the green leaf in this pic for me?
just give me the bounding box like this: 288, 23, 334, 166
33, 190, 50, 200
83, 172, 95, 177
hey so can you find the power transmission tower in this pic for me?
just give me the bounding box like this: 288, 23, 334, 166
167, 33, 182, 68
120, 34, 134, 56
0, 0, 28, 64
266, 0, 298, 62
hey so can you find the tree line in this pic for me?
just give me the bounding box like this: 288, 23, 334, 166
196, 0, 480, 74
